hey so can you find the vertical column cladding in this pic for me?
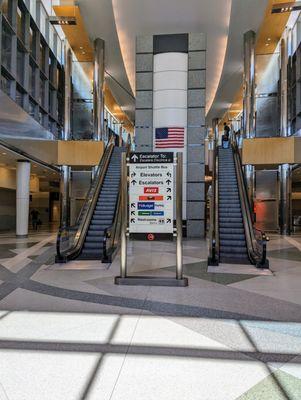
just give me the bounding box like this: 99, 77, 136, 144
152, 36, 188, 219
187, 33, 206, 238
135, 36, 154, 152
135, 33, 206, 237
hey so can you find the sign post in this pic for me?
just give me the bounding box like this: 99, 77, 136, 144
115, 152, 188, 287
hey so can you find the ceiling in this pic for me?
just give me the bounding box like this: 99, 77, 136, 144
0, 147, 60, 183
77, 0, 270, 124
78, 0, 135, 122
206, 0, 269, 123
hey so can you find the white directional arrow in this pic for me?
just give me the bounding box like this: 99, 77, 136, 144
131, 154, 139, 162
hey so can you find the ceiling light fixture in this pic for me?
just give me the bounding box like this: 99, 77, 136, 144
271, 2, 301, 13
2, 152, 6, 155
49, 16, 77, 26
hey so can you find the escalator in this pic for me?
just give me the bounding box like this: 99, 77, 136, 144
208, 139, 269, 268
80, 147, 123, 259
56, 141, 124, 263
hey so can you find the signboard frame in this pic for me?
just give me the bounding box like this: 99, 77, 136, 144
115, 152, 188, 287
128, 152, 174, 239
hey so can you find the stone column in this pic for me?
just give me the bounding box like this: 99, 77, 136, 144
60, 42, 72, 228
16, 160, 31, 237
212, 118, 219, 141
93, 38, 105, 141
243, 31, 256, 206
187, 33, 206, 237
279, 37, 292, 235
135, 35, 154, 152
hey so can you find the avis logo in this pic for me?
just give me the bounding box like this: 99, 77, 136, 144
144, 187, 159, 194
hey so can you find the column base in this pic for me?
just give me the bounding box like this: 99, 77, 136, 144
115, 276, 188, 287
16, 234, 28, 238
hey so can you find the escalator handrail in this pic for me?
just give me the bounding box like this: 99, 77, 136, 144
208, 138, 219, 264
232, 139, 268, 266
56, 139, 115, 261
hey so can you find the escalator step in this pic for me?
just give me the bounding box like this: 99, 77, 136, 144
85, 236, 104, 243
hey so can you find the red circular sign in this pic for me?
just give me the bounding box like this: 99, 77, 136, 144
147, 233, 155, 241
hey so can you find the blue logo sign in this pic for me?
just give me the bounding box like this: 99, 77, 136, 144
152, 211, 164, 216
138, 202, 155, 210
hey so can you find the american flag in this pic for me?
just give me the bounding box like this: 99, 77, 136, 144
155, 127, 185, 149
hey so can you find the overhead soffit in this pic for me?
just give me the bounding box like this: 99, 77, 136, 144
111, 0, 232, 113
222, 0, 295, 124
53, 5, 134, 130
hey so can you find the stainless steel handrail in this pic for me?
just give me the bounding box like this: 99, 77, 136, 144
56, 139, 115, 261
208, 138, 219, 265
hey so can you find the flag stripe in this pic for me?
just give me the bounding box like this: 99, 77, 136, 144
155, 127, 184, 149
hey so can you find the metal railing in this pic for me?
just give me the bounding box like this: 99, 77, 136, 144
56, 138, 115, 262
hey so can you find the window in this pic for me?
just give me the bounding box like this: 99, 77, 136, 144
40, 5, 47, 38
29, 62, 36, 97
29, 25, 37, 59
30, 0, 36, 21
29, 100, 36, 119
39, 77, 45, 107
16, 88, 24, 108
1, 0, 11, 22
38, 109, 46, 127
49, 88, 56, 115
56, 37, 62, 64
17, 4, 25, 43
49, 25, 55, 53
2, 23, 12, 71
1, 74, 11, 96
17, 46, 25, 85
49, 56, 56, 84
40, 41, 46, 72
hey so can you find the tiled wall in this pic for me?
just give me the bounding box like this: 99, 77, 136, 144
187, 33, 206, 237
135, 33, 206, 237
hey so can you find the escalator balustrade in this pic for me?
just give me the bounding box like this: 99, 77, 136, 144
208, 140, 269, 268
80, 147, 123, 259
56, 143, 124, 263
218, 147, 249, 264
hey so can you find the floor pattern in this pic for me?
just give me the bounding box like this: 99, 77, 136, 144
0, 233, 300, 399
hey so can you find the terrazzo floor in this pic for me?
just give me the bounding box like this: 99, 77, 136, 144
0, 231, 300, 399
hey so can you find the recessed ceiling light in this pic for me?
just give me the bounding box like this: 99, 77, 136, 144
82, 51, 86, 55
267, 37, 271, 41
2, 152, 6, 155
79, 46, 83, 50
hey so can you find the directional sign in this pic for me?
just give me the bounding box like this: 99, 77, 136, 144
129, 152, 174, 234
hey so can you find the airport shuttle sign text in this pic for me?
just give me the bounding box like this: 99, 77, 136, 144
129, 152, 174, 234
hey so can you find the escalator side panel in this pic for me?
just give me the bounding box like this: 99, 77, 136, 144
79, 147, 123, 260
218, 147, 251, 264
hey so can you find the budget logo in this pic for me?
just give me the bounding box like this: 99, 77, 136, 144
138, 202, 155, 210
